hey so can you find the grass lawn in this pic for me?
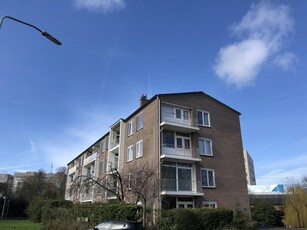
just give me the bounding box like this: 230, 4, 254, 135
0, 219, 41, 230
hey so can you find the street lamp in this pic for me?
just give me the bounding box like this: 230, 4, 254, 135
0, 15, 62, 45
1, 196, 6, 220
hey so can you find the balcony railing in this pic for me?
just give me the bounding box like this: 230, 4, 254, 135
83, 152, 98, 165
161, 179, 203, 194
161, 145, 201, 162
68, 165, 76, 175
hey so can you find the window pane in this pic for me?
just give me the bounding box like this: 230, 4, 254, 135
199, 139, 205, 154
183, 110, 189, 120
163, 131, 174, 148
205, 140, 212, 155
204, 113, 209, 126
197, 111, 203, 125
176, 138, 183, 148
208, 170, 214, 186
184, 139, 190, 149
178, 168, 191, 191
161, 166, 176, 191
201, 170, 208, 187
137, 114, 144, 130
175, 109, 181, 119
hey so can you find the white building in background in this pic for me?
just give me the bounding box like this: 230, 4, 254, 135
243, 150, 256, 185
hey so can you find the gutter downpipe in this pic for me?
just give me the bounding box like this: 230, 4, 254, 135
157, 96, 163, 213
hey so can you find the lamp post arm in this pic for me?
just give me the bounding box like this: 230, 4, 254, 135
0, 15, 62, 45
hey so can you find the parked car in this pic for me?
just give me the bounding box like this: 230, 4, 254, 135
87, 220, 144, 230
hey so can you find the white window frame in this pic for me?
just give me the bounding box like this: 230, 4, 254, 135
201, 168, 216, 188
174, 108, 189, 120
128, 120, 134, 136
198, 138, 213, 156
136, 140, 143, 158
175, 135, 191, 150
202, 201, 217, 209
127, 145, 133, 162
197, 110, 211, 127
136, 113, 144, 131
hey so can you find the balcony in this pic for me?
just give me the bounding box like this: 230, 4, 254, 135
160, 121, 199, 133
80, 192, 94, 203
161, 145, 201, 162
83, 152, 98, 166
160, 106, 199, 133
68, 165, 76, 175
161, 179, 203, 196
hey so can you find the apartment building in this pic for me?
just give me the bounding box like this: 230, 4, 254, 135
65, 92, 250, 213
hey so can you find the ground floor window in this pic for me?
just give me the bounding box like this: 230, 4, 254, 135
162, 196, 194, 209
202, 201, 217, 209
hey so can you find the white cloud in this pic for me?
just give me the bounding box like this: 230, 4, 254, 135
73, 0, 126, 13
214, 1, 294, 88
256, 153, 307, 185
214, 39, 268, 88
35, 107, 115, 170
273, 52, 296, 71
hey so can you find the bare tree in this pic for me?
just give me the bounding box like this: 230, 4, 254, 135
125, 162, 159, 228
68, 162, 160, 227
69, 163, 130, 202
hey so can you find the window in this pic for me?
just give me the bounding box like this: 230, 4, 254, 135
137, 113, 144, 130
102, 139, 107, 152
127, 173, 132, 190
202, 201, 217, 209
70, 173, 74, 184
201, 168, 215, 187
163, 131, 191, 149
176, 134, 190, 149
161, 162, 192, 192
197, 110, 210, 127
136, 140, 143, 158
127, 145, 133, 162
198, 138, 213, 156
128, 120, 134, 136
99, 160, 104, 173
135, 170, 142, 188
162, 131, 175, 148
175, 108, 189, 120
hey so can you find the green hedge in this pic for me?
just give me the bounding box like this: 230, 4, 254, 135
40, 201, 142, 230
158, 208, 234, 230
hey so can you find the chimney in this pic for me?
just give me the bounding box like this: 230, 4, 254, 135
139, 94, 148, 107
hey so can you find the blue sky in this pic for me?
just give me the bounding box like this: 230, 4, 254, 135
0, 0, 306, 185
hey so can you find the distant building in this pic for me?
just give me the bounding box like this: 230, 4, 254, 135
248, 184, 286, 207
0, 174, 13, 184
13, 172, 35, 189
243, 150, 256, 185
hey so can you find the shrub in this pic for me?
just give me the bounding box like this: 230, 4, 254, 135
252, 200, 283, 227
157, 208, 233, 230
198, 208, 233, 229
41, 200, 73, 224
157, 209, 175, 230
40, 201, 142, 230
26, 197, 46, 223
173, 209, 204, 230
